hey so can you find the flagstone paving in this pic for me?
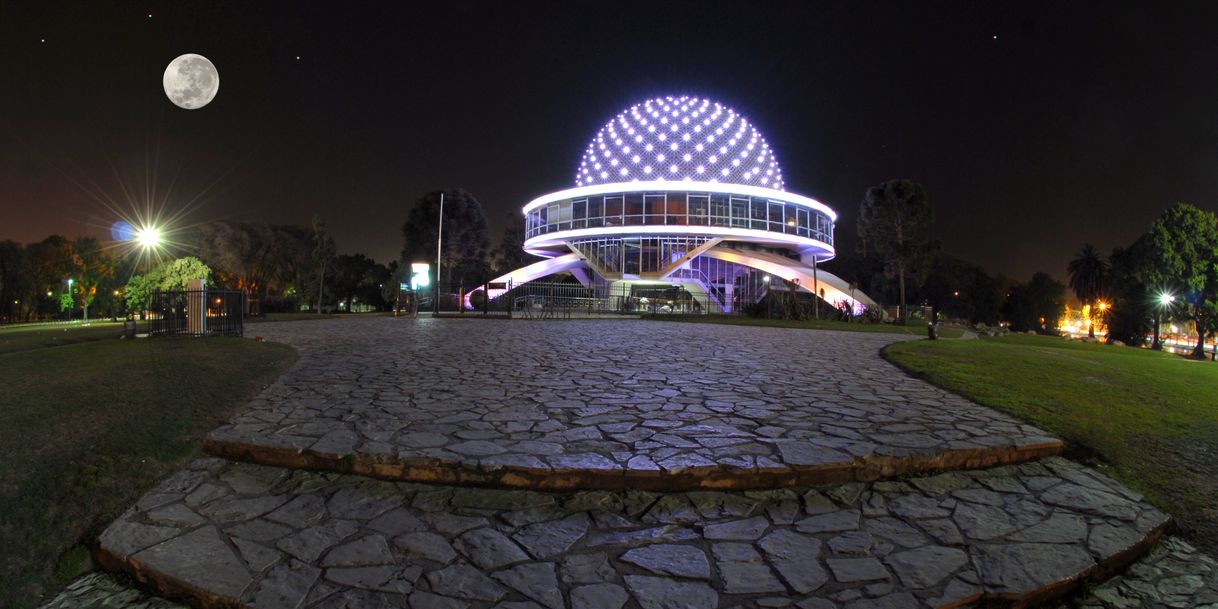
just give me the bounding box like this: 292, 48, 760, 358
97, 456, 1168, 609
209, 318, 1061, 490
74, 317, 1202, 608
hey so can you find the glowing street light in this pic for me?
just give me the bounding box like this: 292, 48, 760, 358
1153, 292, 1175, 350
134, 225, 162, 249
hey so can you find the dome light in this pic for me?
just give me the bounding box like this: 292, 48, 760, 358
575, 96, 785, 188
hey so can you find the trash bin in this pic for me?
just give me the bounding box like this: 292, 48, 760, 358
123, 318, 137, 338
923, 305, 938, 340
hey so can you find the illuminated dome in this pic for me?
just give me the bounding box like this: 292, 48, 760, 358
576, 96, 785, 190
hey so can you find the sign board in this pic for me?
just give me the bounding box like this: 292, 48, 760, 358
410, 262, 430, 290
488, 282, 508, 290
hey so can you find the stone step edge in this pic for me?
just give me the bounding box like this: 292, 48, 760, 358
202, 436, 1064, 491
95, 550, 237, 609
1003, 519, 1170, 608
90, 476, 1171, 609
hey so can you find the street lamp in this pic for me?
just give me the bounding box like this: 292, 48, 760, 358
1153, 292, 1175, 350
66, 278, 74, 321
1093, 300, 1110, 336
135, 226, 161, 249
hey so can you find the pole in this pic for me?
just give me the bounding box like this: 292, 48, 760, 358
435, 192, 444, 314
812, 257, 819, 320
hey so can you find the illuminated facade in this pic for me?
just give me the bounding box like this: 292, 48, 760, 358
483, 96, 878, 313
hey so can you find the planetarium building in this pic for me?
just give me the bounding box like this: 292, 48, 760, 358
482, 96, 878, 314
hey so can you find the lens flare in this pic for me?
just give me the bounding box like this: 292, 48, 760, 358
135, 226, 162, 248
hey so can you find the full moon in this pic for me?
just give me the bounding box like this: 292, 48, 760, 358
162, 53, 219, 110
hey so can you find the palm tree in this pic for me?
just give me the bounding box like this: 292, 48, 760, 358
1067, 243, 1110, 338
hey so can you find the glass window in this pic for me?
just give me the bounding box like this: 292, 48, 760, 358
711, 194, 731, 226
587, 196, 603, 228
750, 198, 768, 230
797, 208, 810, 237
623, 238, 641, 274
644, 194, 665, 225
730, 196, 750, 228
605, 196, 623, 226
666, 193, 687, 225
625, 194, 644, 225
768, 201, 784, 231
784, 204, 799, 234
572, 199, 587, 229
688, 194, 709, 226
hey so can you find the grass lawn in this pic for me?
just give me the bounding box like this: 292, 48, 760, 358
885, 334, 1218, 554
0, 321, 126, 356
652, 314, 966, 338
0, 336, 296, 609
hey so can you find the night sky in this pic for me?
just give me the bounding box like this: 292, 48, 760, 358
5, 1, 1218, 281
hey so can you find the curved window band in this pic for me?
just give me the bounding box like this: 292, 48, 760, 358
524, 191, 834, 246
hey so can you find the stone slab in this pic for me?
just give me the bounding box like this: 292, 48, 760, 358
205, 318, 1062, 490
97, 457, 1168, 609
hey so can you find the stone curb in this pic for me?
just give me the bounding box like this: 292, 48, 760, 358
203, 436, 1064, 492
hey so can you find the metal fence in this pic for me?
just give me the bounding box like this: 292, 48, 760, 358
428, 280, 756, 318
148, 290, 245, 336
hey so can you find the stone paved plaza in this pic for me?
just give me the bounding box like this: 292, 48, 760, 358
97, 457, 1167, 609
79, 317, 1204, 608
208, 318, 1061, 490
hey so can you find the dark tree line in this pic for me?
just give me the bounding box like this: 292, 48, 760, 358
0, 236, 129, 323
849, 181, 1217, 357
1097, 203, 1218, 358
847, 179, 1066, 332
399, 188, 539, 290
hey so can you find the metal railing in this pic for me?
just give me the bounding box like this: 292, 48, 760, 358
147, 290, 244, 337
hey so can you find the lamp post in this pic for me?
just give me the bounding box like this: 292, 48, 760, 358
1153, 292, 1174, 350
434, 192, 444, 315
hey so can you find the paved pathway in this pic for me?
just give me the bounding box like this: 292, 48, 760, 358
78, 317, 1189, 609
211, 318, 1060, 490
98, 457, 1167, 609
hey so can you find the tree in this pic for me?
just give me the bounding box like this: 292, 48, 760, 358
1066, 243, 1110, 338
123, 257, 211, 312
72, 237, 115, 322
1142, 204, 1218, 359
1006, 272, 1066, 333
26, 235, 76, 319
312, 215, 336, 313
857, 180, 933, 320
0, 240, 28, 323
921, 253, 974, 320
1105, 244, 1153, 347
402, 189, 491, 288
492, 213, 538, 276
332, 254, 383, 311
